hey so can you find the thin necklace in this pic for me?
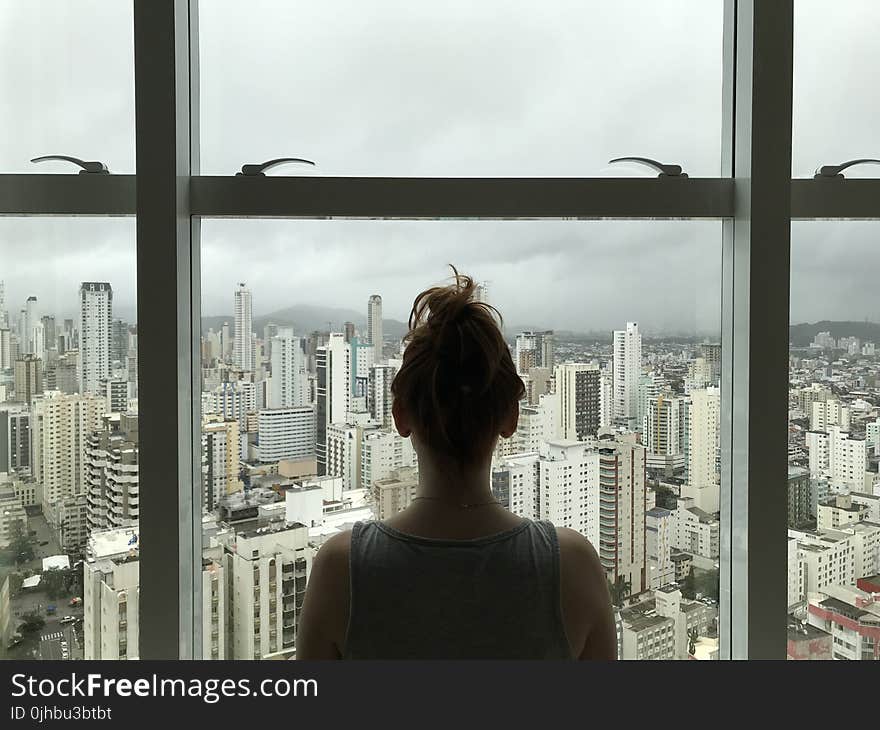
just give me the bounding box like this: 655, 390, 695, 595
412, 495, 502, 509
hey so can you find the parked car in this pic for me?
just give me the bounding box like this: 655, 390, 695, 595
59, 616, 76, 625
45, 605, 56, 615
69, 597, 82, 607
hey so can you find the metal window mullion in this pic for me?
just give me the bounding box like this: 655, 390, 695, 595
190, 176, 733, 219
0, 174, 135, 215
720, 0, 792, 660
134, 0, 201, 660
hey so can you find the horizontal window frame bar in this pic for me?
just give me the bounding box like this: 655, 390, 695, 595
2, 174, 879, 219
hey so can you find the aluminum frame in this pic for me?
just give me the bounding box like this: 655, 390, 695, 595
0, 0, 877, 661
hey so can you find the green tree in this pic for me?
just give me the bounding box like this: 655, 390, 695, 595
6, 519, 35, 566
41, 567, 79, 600
607, 575, 632, 607
18, 611, 45, 635
687, 627, 699, 656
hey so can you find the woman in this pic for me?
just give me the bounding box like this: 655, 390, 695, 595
297, 267, 616, 659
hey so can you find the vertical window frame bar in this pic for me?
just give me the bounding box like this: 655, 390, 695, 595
134, 0, 201, 660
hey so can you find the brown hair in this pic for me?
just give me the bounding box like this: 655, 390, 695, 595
391, 266, 525, 466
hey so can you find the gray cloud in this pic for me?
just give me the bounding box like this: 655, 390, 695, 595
1, 1, 878, 333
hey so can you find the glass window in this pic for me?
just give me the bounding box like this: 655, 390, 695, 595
198, 219, 722, 660
785, 222, 879, 659
0, 1, 134, 174
792, 0, 880, 178
0, 218, 137, 660
199, 1, 724, 176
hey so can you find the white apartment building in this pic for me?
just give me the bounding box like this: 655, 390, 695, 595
0, 484, 26, 549
612, 322, 641, 429
361, 428, 416, 491
368, 364, 396, 428
268, 329, 309, 409
31, 390, 104, 516
644, 393, 686, 474
78, 283, 112, 395
84, 525, 227, 660
554, 362, 600, 441
835, 522, 880, 580
599, 369, 613, 429
811, 399, 851, 432
86, 413, 139, 534
598, 432, 647, 593
538, 440, 600, 545
686, 387, 720, 492
851, 492, 880, 522
205, 380, 257, 426
807, 426, 868, 491
202, 417, 242, 512
620, 612, 676, 660
316, 334, 351, 475
326, 422, 379, 491
672, 497, 720, 562
788, 538, 806, 609
233, 283, 254, 371
515, 394, 557, 455
789, 528, 856, 595
654, 586, 717, 660
217, 522, 313, 660
257, 407, 316, 464
817, 494, 869, 531
371, 466, 419, 520
646, 507, 675, 589
492, 452, 540, 519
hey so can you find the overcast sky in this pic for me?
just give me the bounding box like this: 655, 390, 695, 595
1, 1, 878, 333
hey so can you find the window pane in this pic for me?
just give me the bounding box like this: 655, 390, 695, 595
786, 222, 880, 661
198, 219, 722, 660
793, 1, 880, 178
0, 1, 135, 173
200, 1, 723, 176
0, 218, 137, 660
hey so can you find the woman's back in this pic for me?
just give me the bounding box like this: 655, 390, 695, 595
343, 519, 572, 660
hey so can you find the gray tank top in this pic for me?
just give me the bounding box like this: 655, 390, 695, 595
342, 518, 574, 660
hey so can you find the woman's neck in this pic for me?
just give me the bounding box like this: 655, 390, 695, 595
415, 455, 495, 503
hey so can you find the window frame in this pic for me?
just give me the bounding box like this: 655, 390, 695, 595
2, 0, 878, 659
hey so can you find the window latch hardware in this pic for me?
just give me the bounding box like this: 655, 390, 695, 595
607, 157, 687, 178
813, 159, 880, 178
30, 155, 110, 174
237, 158, 316, 176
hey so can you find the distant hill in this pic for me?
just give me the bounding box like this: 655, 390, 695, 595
201, 304, 409, 340
789, 321, 880, 348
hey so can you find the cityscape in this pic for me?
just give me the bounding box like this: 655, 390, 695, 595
0, 276, 878, 661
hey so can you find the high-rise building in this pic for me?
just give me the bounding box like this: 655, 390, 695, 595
0, 280, 6, 329
367, 295, 383, 358
86, 413, 139, 534
78, 282, 112, 395
31, 391, 105, 549
807, 425, 867, 492
361, 428, 416, 491
0, 404, 30, 472
684, 387, 721, 513
84, 524, 228, 660
613, 322, 642, 429
202, 416, 243, 512
787, 466, 812, 528
368, 364, 397, 429
0, 327, 11, 369
810, 399, 851, 433
553, 363, 600, 441
538, 440, 600, 542
371, 466, 419, 520
644, 393, 686, 475
257, 407, 316, 464
110, 319, 129, 364
101, 377, 130, 413
315, 333, 351, 475
598, 431, 647, 594
14, 354, 43, 404
515, 331, 555, 375
216, 521, 313, 659
233, 283, 254, 371
326, 422, 377, 490
268, 328, 309, 409
646, 507, 675, 589
23, 296, 39, 355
